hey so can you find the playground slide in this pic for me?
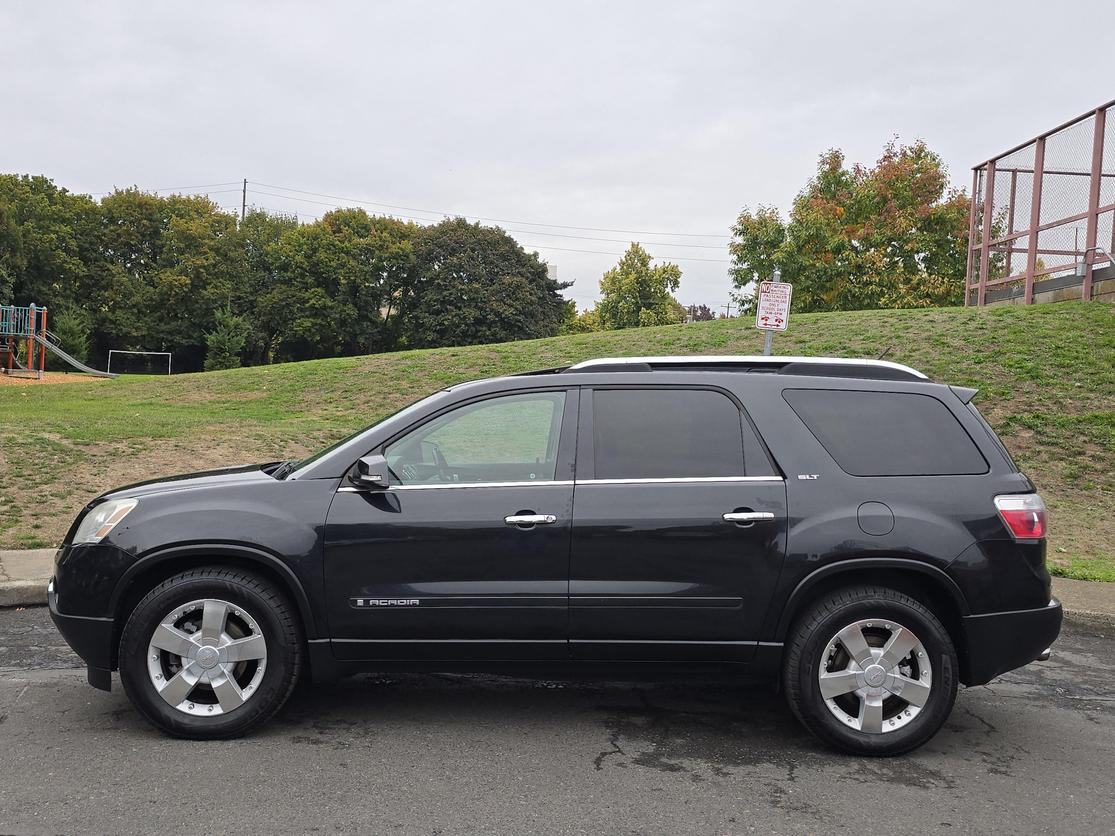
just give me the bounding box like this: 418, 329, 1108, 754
32, 334, 118, 378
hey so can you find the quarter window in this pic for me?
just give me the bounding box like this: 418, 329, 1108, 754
385, 392, 566, 485
783, 389, 988, 476
591, 388, 761, 480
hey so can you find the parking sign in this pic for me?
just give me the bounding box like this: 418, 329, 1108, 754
755, 281, 792, 331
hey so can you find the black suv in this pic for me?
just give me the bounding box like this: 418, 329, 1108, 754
49, 355, 1062, 755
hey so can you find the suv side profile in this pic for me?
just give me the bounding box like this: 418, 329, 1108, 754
49, 356, 1062, 755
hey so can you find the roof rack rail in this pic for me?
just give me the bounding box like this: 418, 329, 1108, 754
562, 355, 928, 381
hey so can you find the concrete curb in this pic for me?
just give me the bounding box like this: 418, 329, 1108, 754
1061, 608, 1115, 632
0, 548, 54, 608
0, 579, 48, 608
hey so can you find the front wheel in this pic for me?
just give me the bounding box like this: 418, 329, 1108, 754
783, 585, 958, 756
119, 567, 303, 739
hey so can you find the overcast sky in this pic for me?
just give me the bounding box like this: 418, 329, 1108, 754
4, 1, 1114, 309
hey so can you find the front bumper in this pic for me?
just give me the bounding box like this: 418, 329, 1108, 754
960, 598, 1063, 686
48, 579, 115, 691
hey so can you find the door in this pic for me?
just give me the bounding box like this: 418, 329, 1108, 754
324, 389, 577, 661
570, 386, 787, 661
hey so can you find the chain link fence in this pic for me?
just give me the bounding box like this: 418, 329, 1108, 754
968, 100, 1115, 305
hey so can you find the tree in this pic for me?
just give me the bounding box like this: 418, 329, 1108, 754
320, 209, 417, 354
596, 243, 684, 329
403, 218, 569, 348
46, 306, 91, 369
204, 308, 249, 370
1, 174, 587, 370
234, 209, 301, 364
95, 189, 242, 370
688, 304, 716, 322
730, 141, 970, 312
561, 301, 602, 334
261, 209, 418, 362
0, 174, 101, 311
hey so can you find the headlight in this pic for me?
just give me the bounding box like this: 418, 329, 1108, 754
73, 498, 138, 544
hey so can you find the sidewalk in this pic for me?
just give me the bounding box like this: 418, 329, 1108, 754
1, 547, 1113, 628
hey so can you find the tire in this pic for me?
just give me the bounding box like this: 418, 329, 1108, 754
118, 566, 303, 739
783, 585, 958, 756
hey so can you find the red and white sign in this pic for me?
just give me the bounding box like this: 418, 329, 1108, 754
755, 281, 792, 331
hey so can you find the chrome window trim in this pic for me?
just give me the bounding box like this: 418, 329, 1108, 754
338, 480, 574, 492
337, 475, 782, 493
576, 476, 784, 485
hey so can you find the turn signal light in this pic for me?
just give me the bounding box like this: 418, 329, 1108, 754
994, 494, 1047, 540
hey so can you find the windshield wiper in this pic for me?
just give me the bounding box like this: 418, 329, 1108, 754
271, 460, 300, 480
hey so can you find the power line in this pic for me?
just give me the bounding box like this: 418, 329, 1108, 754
91, 181, 242, 197
247, 188, 728, 250
244, 191, 731, 263
183, 188, 244, 196
251, 180, 731, 239
516, 241, 730, 264
96, 181, 733, 263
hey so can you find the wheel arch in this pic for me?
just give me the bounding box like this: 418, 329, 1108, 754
109, 544, 319, 666
774, 558, 970, 669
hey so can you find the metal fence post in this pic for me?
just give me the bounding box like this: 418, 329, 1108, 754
1024, 136, 1045, 304
977, 161, 996, 306
1005, 170, 1018, 278
1084, 107, 1106, 301
966, 168, 980, 305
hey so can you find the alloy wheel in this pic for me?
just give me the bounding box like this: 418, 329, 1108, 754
817, 618, 932, 734
146, 598, 268, 717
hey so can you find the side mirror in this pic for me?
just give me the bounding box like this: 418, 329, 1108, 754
351, 454, 390, 490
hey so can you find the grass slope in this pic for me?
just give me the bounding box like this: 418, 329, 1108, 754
1, 302, 1112, 579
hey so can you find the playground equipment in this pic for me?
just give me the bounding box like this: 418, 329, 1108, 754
0, 303, 117, 379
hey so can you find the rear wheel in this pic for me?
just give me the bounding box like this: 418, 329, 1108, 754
783, 585, 958, 756
119, 567, 303, 739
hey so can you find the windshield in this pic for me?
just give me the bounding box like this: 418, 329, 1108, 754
286, 390, 447, 477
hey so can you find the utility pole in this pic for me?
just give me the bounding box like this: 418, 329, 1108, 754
721, 302, 734, 319
241, 178, 247, 223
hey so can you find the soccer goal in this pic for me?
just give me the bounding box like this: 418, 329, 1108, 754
107, 350, 173, 375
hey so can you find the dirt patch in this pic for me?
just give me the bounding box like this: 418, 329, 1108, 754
0, 372, 107, 386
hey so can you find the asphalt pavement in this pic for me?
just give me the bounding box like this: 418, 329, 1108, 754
1, 606, 1113, 835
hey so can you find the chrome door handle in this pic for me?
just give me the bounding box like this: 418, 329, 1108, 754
504, 514, 557, 526
723, 511, 775, 523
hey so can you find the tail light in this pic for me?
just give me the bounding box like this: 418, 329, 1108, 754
994, 494, 1047, 540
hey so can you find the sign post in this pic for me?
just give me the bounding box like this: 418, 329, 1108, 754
754, 271, 792, 356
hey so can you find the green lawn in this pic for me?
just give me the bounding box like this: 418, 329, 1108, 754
1, 302, 1112, 580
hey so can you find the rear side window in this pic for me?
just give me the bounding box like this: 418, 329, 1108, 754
783, 389, 988, 477
592, 388, 774, 479
967, 402, 1019, 471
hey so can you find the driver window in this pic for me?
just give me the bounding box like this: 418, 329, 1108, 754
384, 392, 566, 485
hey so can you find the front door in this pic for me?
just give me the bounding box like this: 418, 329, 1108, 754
569, 386, 787, 661
324, 389, 577, 661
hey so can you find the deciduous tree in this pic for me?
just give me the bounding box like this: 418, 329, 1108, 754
596, 243, 684, 329
0, 174, 100, 311
688, 304, 716, 322
730, 141, 970, 312
403, 218, 569, 348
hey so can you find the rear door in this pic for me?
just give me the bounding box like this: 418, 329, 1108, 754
569, 386, 787, 661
